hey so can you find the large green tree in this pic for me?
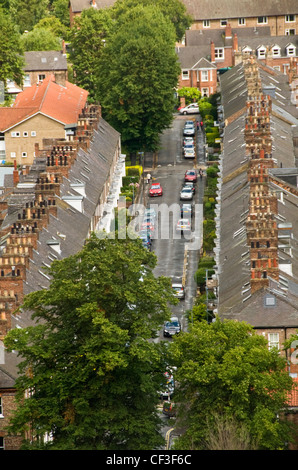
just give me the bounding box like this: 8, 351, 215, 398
4, 233, 176, 450
111, 0, 193, 42
9, 0, 50, 33
69, 8, 114, 102
0, 9, 24, 87
97, 5, 181, 157
169, 319, 296, 450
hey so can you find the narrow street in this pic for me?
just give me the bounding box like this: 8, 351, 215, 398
144, 113, 206, 335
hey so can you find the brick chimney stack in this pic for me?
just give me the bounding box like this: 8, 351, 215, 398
13, 160, 19, 186
210, 41, 215, 63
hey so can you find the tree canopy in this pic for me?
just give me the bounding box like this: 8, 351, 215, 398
0, 9, 24, 87
4, 233, 176, 450
97, 5, 180, 155
169, 319, 295, 450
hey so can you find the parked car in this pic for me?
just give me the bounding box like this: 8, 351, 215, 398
183, 181, 195, 194
149, 182, 163, 197
185, 169, 198, 182
179, 103, 200, 115
181, 203, 193, 218
183, 136, 194, 146
183, 122, 195, 137
180, 187, 193, 200
184, 148, 196, 159
176, 218, 191, 232
172, 282, 185, 299
163, 316, 182, 337
183, 143, 195, 154
159, 372, 175, 400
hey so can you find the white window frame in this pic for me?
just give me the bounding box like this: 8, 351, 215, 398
23, 131, 28, 137
182, 70, 189, 80
220, 19, 227, 27
201, 87, 209, 97
272, 46, 281, 57
285, 28, 296, 35
201, 70, 209, 82
257, 47, 267, 59
21, 152, 27, 158
203, 20, 210, 28
0, 397, 3, 417
238, 18, 246, 26
10, 152, 16, 159
285, 14, 295, 23
215, 48, 224, 60
38, 74, 46, 83
257, 16, 268, 24
31, 131, 36, 137
286, 45, 296, 56
11, 131, 20, 137
268, 333, 279, 350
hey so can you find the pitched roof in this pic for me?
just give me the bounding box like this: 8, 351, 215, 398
24, 51, 67, 72
69, 0, 116, 13
176, 45, 211, 68
181, 0, 298, 20
1, 75, 88, 131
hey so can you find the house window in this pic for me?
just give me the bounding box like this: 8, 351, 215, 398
23, 74, 31, 87
238, 18, 246, 25
285, 15, 295, 22
0, 397, 3, 416
201, 70, 209, 81
31, 131, 36, 137
201, 88, 209, 97
215, 48, 224, 60
10, 152, 16, 159
11, 132, 20, 137
23, 131, 28, 137
0, 437, 4, 450
268, 333, 279, 350
220, 19, 227, 27
38, 74, 46, 83
272, 46, 281, 57
257, 47, 266, 59
203, 20, 210, 28
285, 28, 296, 35
22, 152, 27, 158
286, 45, 296, 56
182, 70, 189, 80
257, 16, 268, 24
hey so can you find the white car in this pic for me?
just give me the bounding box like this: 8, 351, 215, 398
179, 103, 200, 115
176, 219, 191, 232
180, 187, 193, 200
172, 283, 185, 299
184, 148, 196, 159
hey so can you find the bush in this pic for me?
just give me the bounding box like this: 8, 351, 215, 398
126, 165, 143, 176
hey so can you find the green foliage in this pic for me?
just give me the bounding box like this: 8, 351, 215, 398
4, 234, 177, 450
177, 87, 201, 104
69, 8, 114, 102
169, 319, 295, 450
97, 4, 180, 154
21, 28, 61, 51
9, 0, 50, 33
0, 9, 24, 86
51, 0, 70, 28
112, 0, 193, 42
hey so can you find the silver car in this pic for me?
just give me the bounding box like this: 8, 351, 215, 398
179, 103, 200, 115
180, 187, 193, 200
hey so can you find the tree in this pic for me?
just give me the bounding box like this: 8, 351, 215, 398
9, 0, 50, 33
69, 8, 114, 102
169, 319, 295, 450
21, 28, 61, 51
97, 5, 180, 157
4, 233, 177, 450
111, 0, 193, 42
178, 87, 201, 105
0, 10, 24, 87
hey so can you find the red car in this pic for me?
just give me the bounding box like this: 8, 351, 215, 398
184, 169, 197, 182
149, 182, 163, 197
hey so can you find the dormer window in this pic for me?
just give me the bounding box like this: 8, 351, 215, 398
272, 45, 281, 57
257, 46, 266, 59
285, 15, 295, 23
257, 16, 268, 24
286, 44, 296, 56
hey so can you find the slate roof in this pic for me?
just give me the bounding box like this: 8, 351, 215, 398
24, 51, 67, 72
216, 61, 298, 326
69, 0, 116, 12
176, 46, 213, 69
185, 27, 271, 47
181, 0, 298, 20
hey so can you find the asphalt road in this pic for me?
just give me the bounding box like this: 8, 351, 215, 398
144, 114, 205, 335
